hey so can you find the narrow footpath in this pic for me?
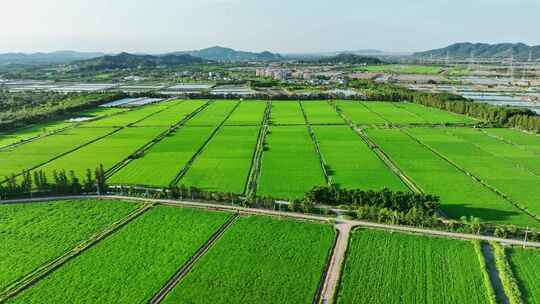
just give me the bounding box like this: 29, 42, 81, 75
319, 222, 353, 304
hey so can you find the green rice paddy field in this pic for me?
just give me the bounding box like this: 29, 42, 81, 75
0, 199, 139, 291
2, 99, 540, 227
180, 126, 260, 193
257, 125, 327, 199
8, 205, 232, 304
407, 127, 540, 221
162, 215, 335, 304
507, 247, 540, 303
336, 229, 494, 304
109, 126, 215, 187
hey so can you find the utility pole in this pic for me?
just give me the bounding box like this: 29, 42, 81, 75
524, 226, 529, 248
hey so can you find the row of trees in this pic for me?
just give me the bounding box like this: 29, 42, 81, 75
0, 166, 107, 199
302, 185, 440, 214
0, 91, 126, 131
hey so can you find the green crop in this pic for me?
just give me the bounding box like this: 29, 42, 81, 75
257, 126, 326, 199
181, 126, 260, 194
9, 205, 232, 304
302, 101, 345, 125
0, 199, 139, 291
507, 247, 540, 304
163, 215, 335, 304
336, 229, 493, 304
313, 125, 407, 191
366, 128, 537, 227
110, 126, 214, 187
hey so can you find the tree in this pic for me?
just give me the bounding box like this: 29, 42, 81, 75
94, 164, 107, 195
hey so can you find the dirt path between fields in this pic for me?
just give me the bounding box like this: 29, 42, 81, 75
149, 213, 239, 304
319, 222, 352, 304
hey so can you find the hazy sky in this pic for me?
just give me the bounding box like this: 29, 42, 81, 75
2, 0, 539, 54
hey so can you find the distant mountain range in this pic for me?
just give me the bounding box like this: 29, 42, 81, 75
170, 46, 283, 62
69, 52, 206, 71
306, 53, 383, 65
0, 51, 104, 65
284, 49, 386, 59
414, 43, 540, 60
0, 46, 283, 66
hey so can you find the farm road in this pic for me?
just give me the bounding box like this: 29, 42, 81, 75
320, 222, 352, 304
2, 195, 540, 249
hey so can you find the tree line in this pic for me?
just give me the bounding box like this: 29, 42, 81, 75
0, 91, 126, 131
0, 165, 107, 199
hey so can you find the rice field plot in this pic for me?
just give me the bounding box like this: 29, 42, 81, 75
508, 247, 540, 303
0, 121, 73, 149
224, 101, 266, 126
483, 128, 540, 154
408, 127, 540, 220
270, 101, 305, 125
37, 127, 164, 179
184, 101, 238, 126
366, 128, 537, 227
77, 107, 128, 118
364, 102, 427, 124
180, 126, 260, 194
109, 127, 215, 187
356, 64, 443, 74
449, 128, 540, 176
0, 107, 128, 149
8, 205, 232, 304
133, 100, 206, 126
82, 102, 171, 127
0, 199, 139, 291
335, 101, 387, 125
163, 215, 335, 304
301, 101, 345, 125
393, 103, 477, 124
0, 127, 117, 179
257, 126, 326, 199
336, 229, 492, 304
312, 126, 406, 191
